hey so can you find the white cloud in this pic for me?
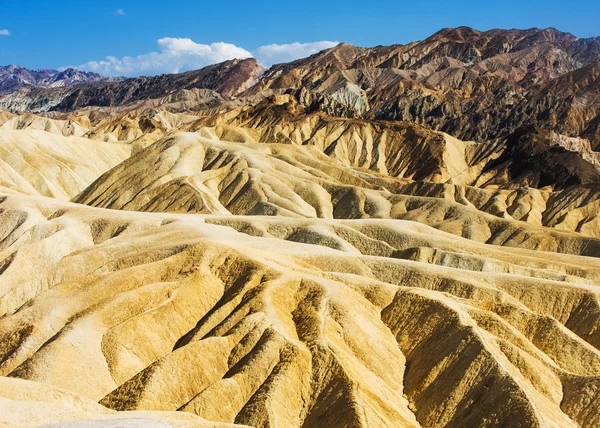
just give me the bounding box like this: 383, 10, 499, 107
114, 9, 126, 16
75, 38, 339, 77
78, 38, 253, 76
0, 29, 10, 36
253, 41, 339, 66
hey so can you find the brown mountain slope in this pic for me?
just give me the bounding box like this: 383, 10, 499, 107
253, 27, 599, 92
244, 27, 600, 147
0, 59, 262, 112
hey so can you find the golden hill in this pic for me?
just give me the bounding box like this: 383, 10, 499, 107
0, 193, 600, 426
1, 90, 600, 427
73, 121, 600, 241
0, 130, 129, 200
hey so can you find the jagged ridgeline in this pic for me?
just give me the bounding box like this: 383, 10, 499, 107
1, 26, 600, 428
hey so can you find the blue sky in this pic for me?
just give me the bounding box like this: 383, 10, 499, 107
1, 0, 599, 76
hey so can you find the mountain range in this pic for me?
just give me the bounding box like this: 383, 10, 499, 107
2, 26, 600, 148
0, 64, 124, 95
2, 26, 600, 428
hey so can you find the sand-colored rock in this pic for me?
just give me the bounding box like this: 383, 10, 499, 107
0, 112, 89, 137
71, 130, 600, 252
0, 376, 246, 427
1, 192, 600, 426
0, 129, 130, 199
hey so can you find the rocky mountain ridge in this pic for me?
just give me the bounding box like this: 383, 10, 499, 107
0, 59, 262, 112
2, 26, 600, 149
0, 65, 123, 95
248, 27, 600, 147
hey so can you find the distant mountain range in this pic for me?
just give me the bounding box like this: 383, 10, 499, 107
1, 26, 600, 148
0, 65, 124, 95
